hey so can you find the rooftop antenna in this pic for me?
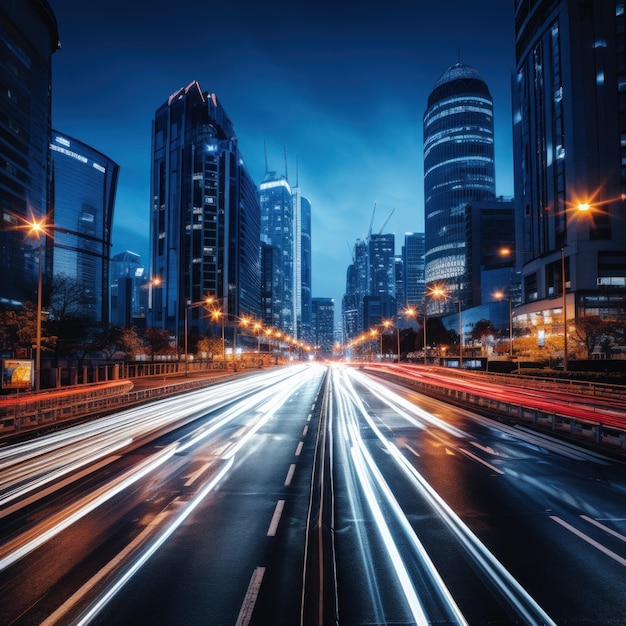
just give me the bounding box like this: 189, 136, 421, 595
264, 140, 268, 174
367, 201, 377, 241
295, 155, 299, 188
284, 145, 288, 181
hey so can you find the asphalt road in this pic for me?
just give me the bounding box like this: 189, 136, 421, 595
1, 364, 626, 625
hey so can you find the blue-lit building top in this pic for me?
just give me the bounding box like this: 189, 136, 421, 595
150, 81, 261, 342
423, 62, 495, 313
0, 0, 59, 307
50, 131, 119, 325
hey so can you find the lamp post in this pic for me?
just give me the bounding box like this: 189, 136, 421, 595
493, 291, 513, 358
184, 297, 212, 376
383, 320, 400, 363
404, 307, 427, 361
26, 220, 46, 392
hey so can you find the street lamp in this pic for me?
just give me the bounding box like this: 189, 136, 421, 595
184, 297, 212, 375
28, 220, 45, 392
430, 286, 463, 369
493, 291, 513, 358
383, 319, 400, 363
404, 307, 427, 361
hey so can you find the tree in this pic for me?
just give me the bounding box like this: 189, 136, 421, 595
196, 335, 224, 359
574, 315, 613, 359
0, 302, 57, 357
145, 327, 173, 359
470, 318, 497, 355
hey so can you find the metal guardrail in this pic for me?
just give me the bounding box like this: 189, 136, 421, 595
0, 374, 234, 437
367, 368, 626, 454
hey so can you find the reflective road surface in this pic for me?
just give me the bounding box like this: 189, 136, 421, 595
1, 364, 625, 625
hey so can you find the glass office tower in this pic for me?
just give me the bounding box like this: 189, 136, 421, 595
50, 132, 119, 324
513, 0, 626, 328
0, 0, 59, 307
150, 81, 261, 344
402, 232, 425, 309
259, 172, 294, 335
423, 63, 495, 313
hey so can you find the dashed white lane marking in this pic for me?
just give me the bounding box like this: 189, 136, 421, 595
284, 464, 296, 486
581, 515, 626, 543
302, 425, 308, 437
551, 516, 626, 566
295, 441, 304, 456
267, 500, 285, 537
235, 566, 266, 626
458, 447, 504, 475
404, 444, 420, 458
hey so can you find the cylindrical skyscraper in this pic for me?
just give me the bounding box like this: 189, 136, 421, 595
423, 63, 495, 313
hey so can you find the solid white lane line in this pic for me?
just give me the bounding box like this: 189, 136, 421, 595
295, 441, 304, 456
458, 448, 504, 475
581, 515, 626, 543
284, 464, 296, 486
235, 566, 266, 626
551, 516, 626, 566
184, 461, 212, 487
267, 500, 285, 537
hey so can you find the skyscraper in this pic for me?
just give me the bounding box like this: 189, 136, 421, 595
513, 0, 626, 333
259, 172, 294, 335
423, 63, 496, 312
402, 232, 425, 309
311, 297, 334, 355
296, 191, 312, 341
150, 81, 261, 344
0, 0, 59, 307
50, 132, 119, 325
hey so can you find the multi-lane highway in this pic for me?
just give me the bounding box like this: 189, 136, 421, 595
1, 363, 625, 625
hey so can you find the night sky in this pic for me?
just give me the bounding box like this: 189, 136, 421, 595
49, 0, 516, 311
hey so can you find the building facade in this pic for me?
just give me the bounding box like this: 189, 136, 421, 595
150, 81, 261, 345
423, 62, 496, 313
259, 172, 294, 335
50, 131, 119, 325
402, 232, 426, 310
0, 0, 59, 307
312, 297, 334, 355
110, 250, 148, 327
512, 0, 626, 350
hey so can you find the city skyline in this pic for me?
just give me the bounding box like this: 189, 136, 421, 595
50, 0, 516, 309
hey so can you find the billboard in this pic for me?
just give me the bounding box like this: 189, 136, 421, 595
2, 359, 34, 390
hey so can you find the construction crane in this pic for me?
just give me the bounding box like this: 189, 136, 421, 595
378, 207, 395, 234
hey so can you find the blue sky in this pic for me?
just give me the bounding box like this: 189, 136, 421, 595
50, 0, 516, 309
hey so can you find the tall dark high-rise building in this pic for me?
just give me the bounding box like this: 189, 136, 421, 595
513, 0, 626, 335
423, 63, 496, 312
259, 172, 294, 335
297, 191, 312, 341
0, 0, 59, 307
150, 81, 261, 344
402, 232, 425, 309
110, 251, 148, 327
312, 297, 334, 354
50, 132, 119, 325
